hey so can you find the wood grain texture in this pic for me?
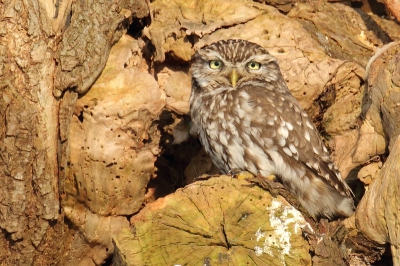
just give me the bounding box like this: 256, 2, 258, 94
114, 176, 311, 266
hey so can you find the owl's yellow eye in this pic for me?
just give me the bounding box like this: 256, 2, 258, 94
247, 62, 261, 70
209, 60, 223, 69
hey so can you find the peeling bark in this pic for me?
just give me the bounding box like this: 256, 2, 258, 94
53, 0, 149, 97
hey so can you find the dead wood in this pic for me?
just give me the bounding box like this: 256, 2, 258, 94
114, 176, 312, 266
53, 0, 149, 97
363, 42, 400, 151
355, 42, 400, 265
109, 1, 399, 265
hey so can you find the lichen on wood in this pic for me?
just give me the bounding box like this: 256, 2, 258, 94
114, 176, 311, 266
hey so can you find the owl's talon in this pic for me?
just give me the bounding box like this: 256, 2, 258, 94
266, 174, 277, 181
230, 169, 255, 180
192, 174, 219, 182
227, 168, 242, 177
247, 175, 283, 197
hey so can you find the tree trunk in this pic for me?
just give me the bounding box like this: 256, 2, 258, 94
0, 1, 60, 264
0, 0, 149, 264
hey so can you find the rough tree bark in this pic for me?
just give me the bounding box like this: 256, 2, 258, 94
0, 2, 60, 265
0, 0, 149, 265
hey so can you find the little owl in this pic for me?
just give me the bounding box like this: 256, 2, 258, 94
190, 39, 354, 219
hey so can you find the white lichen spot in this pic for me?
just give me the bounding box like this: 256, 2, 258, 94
255, 227, 265, 241
253, 199, 312, 264
254, 246, 264, 256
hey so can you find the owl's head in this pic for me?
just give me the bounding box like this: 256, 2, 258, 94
191, 39, 282, 94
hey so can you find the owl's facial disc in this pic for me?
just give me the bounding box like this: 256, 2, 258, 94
205, 57, 239, 88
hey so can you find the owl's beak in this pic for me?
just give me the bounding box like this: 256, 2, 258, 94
230, 69, 239, 87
